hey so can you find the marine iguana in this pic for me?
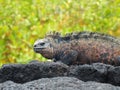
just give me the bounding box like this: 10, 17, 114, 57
33, 32, 120, 66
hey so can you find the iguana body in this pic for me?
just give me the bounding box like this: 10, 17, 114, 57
33, 32, 120, 66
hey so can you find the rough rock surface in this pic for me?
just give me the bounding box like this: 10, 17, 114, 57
0, 77, 120, 90
69, 63, 109, 83
107, 66, 120, 86
1, 61, 120, 89
0, 61, 68, 83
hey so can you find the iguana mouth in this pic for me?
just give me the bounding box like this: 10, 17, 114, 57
34, 47, 46, 52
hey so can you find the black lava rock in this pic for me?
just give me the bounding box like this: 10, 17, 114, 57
68, 63, 111, 83
1, 61, 120, 88
107, 66, 120, 86
0, 62, 68, 83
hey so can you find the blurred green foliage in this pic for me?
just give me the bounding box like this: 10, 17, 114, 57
0, 0, 120, 65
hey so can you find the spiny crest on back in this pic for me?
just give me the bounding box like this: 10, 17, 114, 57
45, 31, 120, 44
69, 31, 120, 44
45, 31, 61, 39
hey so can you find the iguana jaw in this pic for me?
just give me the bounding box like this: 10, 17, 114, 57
33, 38, 55, 59
34, 47, 54, 59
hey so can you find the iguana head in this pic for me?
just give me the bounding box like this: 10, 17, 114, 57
33, 32, 64, 59
33, 38, 55, 59
33, 32, 71, 59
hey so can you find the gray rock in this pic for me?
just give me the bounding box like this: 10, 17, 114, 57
0, 77, 120, 90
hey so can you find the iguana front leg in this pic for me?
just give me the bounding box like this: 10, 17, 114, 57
54, 50, 78, 65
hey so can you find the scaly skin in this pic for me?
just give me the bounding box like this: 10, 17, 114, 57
33, 32, 120, 66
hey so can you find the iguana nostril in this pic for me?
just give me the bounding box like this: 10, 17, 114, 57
34, 45, 37, 47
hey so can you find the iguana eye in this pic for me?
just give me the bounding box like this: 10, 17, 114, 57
39, 42, 45, 46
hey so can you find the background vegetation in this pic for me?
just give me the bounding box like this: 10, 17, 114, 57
0, 0, 120, 65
